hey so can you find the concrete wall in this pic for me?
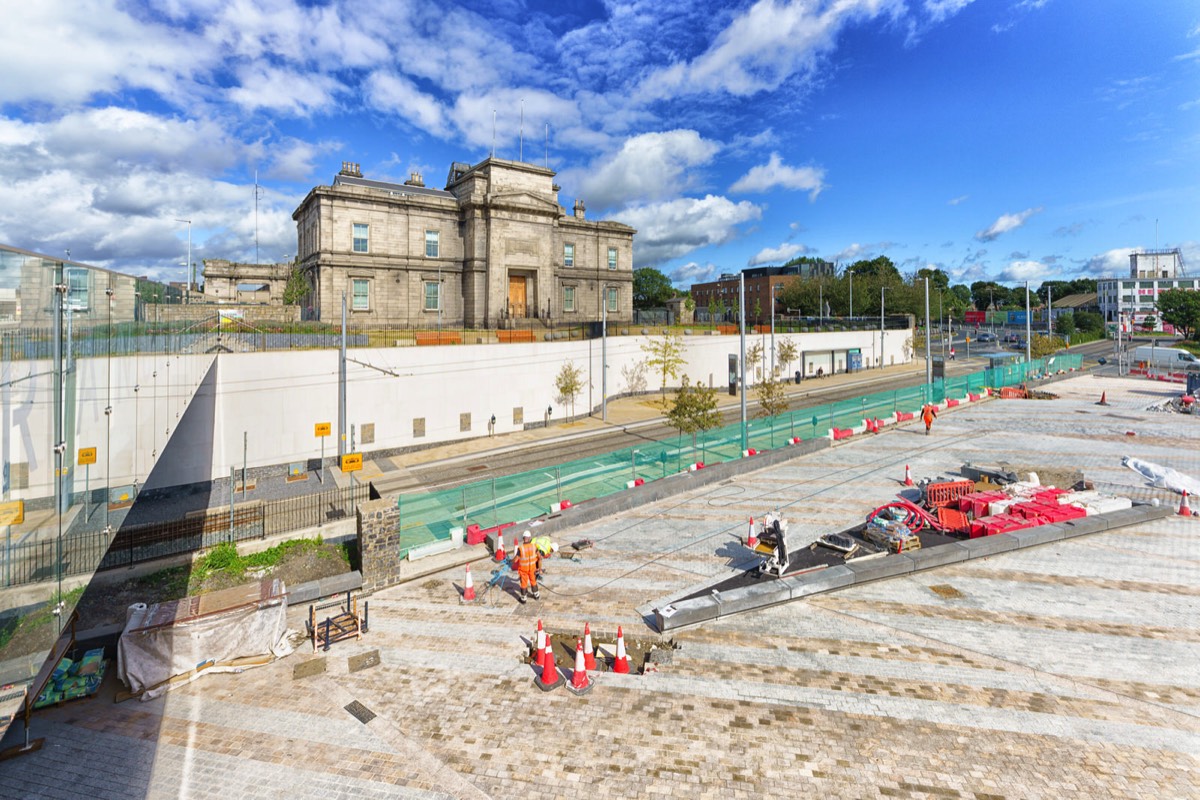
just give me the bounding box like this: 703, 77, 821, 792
5, 329, 911, 499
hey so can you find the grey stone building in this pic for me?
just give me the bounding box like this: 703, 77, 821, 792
292, 158, 636, 327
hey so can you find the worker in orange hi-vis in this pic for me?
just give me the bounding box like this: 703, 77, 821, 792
922, 403, 938, 436
513, 530, 542, 603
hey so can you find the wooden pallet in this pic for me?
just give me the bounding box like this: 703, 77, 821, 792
310, 595, 363, 653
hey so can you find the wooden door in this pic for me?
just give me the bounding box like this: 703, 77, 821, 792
508, 275, 527, 317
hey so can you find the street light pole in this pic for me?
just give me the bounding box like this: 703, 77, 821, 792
1046, 284, 1052, 337
848, 269, 854, 320
770, 283, 776, 377
924, 278, 932, 389
1025, 281, 1032, 363
739, 272, 747, 451
879, 285, 888, 369
175, 218, 191, 304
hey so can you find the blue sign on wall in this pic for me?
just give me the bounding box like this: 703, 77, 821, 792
1007, 311, 1028, 325
847, 351, 863, 371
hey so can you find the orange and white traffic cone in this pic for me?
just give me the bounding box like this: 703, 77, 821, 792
535, 638, 563, 691
494, 535, 505, 562
1179, 491, 1193, 517
583, 623, 597, 671
612, 626, 630, 674
904, 465, 914, 487
534, 619, 547, 668
746, 517, 758, 549
1096, 392, 1109, 406
566, 636, 594, 695
461, 563, 476, 603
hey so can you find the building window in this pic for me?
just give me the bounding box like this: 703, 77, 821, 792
607, 287, 618, 312
353, 223, 369, 253
563, 286, 575, 312
564, 243, 574, 268
352, 278, 370, 310
424, 281, 440, 311
65, 267, 89, 311
607, 247, 617, 270
425, 230, 439, 258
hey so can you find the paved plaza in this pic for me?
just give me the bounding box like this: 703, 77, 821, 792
2, 372, 1198, 799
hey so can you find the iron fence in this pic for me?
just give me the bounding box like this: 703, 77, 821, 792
0, 484, 370, 588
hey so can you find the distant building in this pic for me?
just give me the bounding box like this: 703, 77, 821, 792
1097, 248, 1196, 332
201, 260, 292, 305
690, 261, 835, 323
292, 159, 635, 327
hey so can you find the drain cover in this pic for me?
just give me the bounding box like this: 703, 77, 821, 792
344, 700, 376, 724
293, 658, 327, 680
349, 650, 381, 673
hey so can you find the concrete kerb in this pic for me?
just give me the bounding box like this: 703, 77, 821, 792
786, 564, 855, 599
904, 542, 971, 570
843, 553, 916, 582
960, 533, 1020, 558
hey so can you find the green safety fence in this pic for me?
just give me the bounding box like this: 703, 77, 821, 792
395, 353, 1083, 556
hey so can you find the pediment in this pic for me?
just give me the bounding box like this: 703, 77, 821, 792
487, 190, 562, 214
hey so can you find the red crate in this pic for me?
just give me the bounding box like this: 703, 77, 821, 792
958, 491, 1007, 517
936, 506, 971, 535
926, 480, 976, 509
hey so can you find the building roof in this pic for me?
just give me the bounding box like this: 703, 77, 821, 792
332, 173, 454, 200
1051, 292, 1098, 309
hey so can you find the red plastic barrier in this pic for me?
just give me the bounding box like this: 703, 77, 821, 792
958, 490, 1007, 518
946, 398, 959, 408
968, 393, 982, 401
969, 513, 1035, 538
832, 428, 854, 440
895, 410, 915, 422
926, 480, 975, 509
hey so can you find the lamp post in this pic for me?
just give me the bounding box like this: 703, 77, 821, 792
1025, 281, 1032, 363
631, 449, 639, 482
770, 283, 781, 376
847, 267, 856, 320
175, 218, 191, 304
879, 285, 889, 369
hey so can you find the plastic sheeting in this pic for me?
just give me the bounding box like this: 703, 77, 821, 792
1122, 456, 1200, 496
118, 579, 288, 700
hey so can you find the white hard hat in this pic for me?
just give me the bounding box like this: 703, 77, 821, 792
550, 542, 559, 553
522, 530, 532, 540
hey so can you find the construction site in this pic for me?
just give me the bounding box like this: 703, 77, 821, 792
2, 363, 1198, 799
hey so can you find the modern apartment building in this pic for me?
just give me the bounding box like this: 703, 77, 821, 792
1097, 249, 1196, 332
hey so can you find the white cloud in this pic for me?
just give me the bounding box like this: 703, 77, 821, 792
266, 138, 340, 183
923, 0, 977, 24
1078, 247, 1136, 278
451, 88, 582, 154
227, 65, 343, 116
365, 72, 450, 138
948, 194, 969, 206
996, 259, 1048, 283
831, 241, 895, 263
638, 0, 903, 101
571, 130, 720, 209
730, 153, 826, 199
668, 261, 721, 287
617, 195, 762, 267
0, 1, 209, 105
975, 207, 1042, 242
748, 242, 810, 265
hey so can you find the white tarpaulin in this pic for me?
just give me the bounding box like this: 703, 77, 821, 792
1122, 456, 1200, 496
118, 578, 288, 700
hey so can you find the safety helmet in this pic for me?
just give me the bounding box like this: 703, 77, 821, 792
522, 530, 532, 540
550, 542, 559, 553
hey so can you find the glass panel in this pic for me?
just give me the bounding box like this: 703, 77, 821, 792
607, 247, 617, 269
564, 243, 574, 267
424, 282, 440, 311
352, 279, 369, 310
425, 230, 439, 258
352, 223, 368, 253
563, 286, 575, 312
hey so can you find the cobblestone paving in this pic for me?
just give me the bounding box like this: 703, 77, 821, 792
3, 374, 1199, 799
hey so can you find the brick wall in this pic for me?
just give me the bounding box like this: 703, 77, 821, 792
357, 498, 402, 594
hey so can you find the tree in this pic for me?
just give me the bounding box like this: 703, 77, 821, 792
776, 338, 798, 377
846, 256, 900, 281
554, 360, 584, 420
752, 298, 762, 324
754, 376, 789, 419
641, 332, 686, 402
633, 267, 675, 309
1074, 311, 1104, 335
915, 267, 950, 292
282, 265, 309, 305
746, 341, 763, 384
1054, 311, 1075, 337
1030, 334, 1065, 359
666, 374, 722, 461
621, 359, 648, 395
1156, 288, 1200, 340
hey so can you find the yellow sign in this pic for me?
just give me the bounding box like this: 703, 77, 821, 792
0, 500, 24, 526
315, 422, 332, 437
78, 447, 97, 466
340, 453, 363, 472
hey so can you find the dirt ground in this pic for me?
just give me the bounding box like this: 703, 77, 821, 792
72, 542, 352, 632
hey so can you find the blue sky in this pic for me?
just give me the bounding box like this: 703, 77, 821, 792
0, 0, 1196, 291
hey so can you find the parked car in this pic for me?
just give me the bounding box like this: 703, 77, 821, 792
976, 332, 997, 343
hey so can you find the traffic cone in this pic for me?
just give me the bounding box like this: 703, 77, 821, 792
746, 517, 758, 549
534, 619, 546, 668
534, 638, 563, 691
1096, 392, 1109, 406
494, 535, 505, 562
1179, 491, 1193, 517
583, 623, 597, 671
612, 626, 630, 674
904, 465, 914, 487
461, 563, 476, 603
566, 636, 594, 695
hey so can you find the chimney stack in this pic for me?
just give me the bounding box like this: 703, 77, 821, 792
339, 161, 362, 177
404, 172, 425, 187
573, 199, 586, 220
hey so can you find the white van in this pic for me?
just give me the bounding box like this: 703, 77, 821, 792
1134, 345, 1200, 371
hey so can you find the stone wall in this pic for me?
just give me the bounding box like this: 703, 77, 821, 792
357, 498, 402, 594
